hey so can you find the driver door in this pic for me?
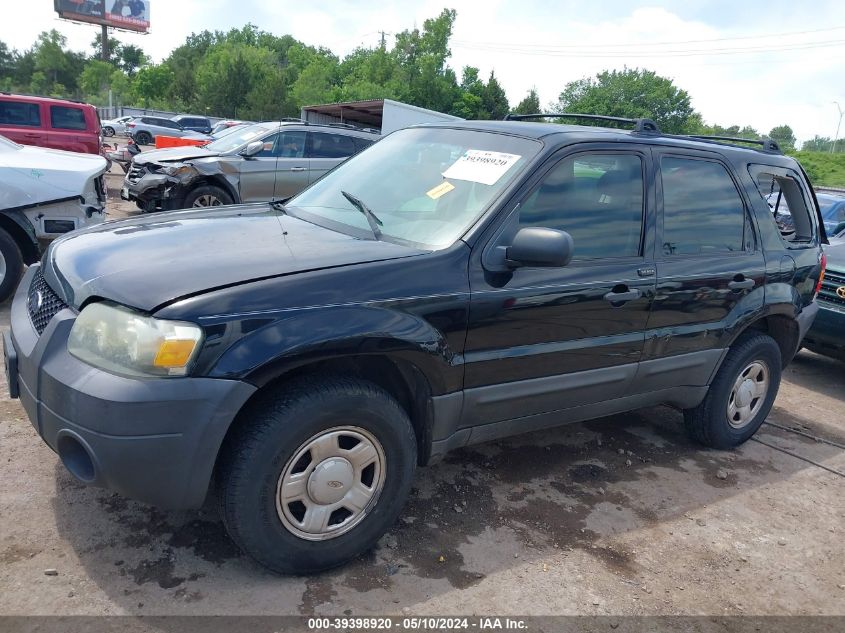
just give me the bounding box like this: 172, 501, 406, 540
238, 130, 306, 202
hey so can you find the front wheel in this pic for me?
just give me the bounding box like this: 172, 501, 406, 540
216, 377, 417, 574
684, 332, 782, 449
183, 185, 233, 209
0, 228, 24, 303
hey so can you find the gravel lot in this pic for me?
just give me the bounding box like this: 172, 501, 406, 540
1, 166, 844, 616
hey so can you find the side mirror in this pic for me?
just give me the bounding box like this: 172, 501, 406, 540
506, 227, 574, 268
241, 140, 264, 157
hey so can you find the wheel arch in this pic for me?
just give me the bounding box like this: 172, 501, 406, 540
184, 175, 240, 205
0, 212, 40, 264
729, 312, 800, 368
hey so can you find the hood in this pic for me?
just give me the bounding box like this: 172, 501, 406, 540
0, 144, 108, 210
134, 146, 218, 165
45, 204, 424, 311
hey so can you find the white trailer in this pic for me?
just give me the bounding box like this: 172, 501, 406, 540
300, 98, 462, 135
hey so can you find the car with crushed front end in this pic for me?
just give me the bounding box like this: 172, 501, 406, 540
121, 121, 379, 211
4, 115, 826, 574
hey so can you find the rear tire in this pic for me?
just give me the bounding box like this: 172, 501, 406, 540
103, 126, 115, 137
684, 332, 781, 449
183, 185, 233, 209
0, 228, 24, 303
216, 377, 417, 574
135, 131, 152, 145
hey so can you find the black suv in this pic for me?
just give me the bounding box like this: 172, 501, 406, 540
4, 114, 826, 574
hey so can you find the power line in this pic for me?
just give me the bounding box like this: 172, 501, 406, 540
453, 24, 845, 50
452, 39, 845, 58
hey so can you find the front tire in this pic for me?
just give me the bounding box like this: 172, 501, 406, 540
0, 228, 24, 303
183, 185, 233, 209
217, 377, 417, 574
684, 332, 782, 448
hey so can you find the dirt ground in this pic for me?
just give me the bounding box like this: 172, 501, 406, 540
0, 166, 844, 617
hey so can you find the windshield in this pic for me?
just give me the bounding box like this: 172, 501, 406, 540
205, 123, 273, 153
819, 197, 845, 221
288, 127, 541, 248
211, 124, 248, 140
0, 134, 21, 151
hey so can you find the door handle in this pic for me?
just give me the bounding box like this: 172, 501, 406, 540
728, 277, 755, 291
290, 167, 306, 172
604, 288, 641, 304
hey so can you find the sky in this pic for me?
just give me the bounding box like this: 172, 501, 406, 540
2, 0, 844, 144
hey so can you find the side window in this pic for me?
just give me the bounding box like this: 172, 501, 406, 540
661, 157, 746, 255
0, 100, 41, 127
307, 132, 356, 159
255, 131, 306, 158
748, 164, 816, 243
353, 137, 374, 153
50, 106, 87, 131
519, 153, 644, 259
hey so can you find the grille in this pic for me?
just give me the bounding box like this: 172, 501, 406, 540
28, 270, 68, 335
126, 164, 146, 184
819, 269, 845, 308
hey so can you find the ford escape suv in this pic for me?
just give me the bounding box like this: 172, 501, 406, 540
5, 114, 826, 574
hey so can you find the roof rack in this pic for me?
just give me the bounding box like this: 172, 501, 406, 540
682, 134, 782, 154
503, 112, 660, 134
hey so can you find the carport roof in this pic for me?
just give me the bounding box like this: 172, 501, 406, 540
301, 99, 385, 127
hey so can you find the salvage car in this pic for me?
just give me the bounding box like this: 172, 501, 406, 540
0, 134, 107, 300
803, 236, 845, 361
121, 121, 378, 211
101, 115, 136, 137
5, 116, 825, 574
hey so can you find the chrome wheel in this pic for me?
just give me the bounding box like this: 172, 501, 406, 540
276, 426, 386, 541
727, 360, 769, 428
192, 194, 223, 207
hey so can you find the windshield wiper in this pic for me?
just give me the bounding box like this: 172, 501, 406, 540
341, 190, 383, 240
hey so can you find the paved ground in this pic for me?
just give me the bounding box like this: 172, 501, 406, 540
0, 168, 844, 616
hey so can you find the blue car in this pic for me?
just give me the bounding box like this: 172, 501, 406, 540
817, 193, 845, 237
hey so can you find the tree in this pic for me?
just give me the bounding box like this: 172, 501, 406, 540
33, 30, 69, 85
481, 71, 509, 120
135, 64, 173, 107
80, 60, 115, 97
514, 88, 541, 115
554, 68, 695, 134
119, 45, 148, 76
768, 125, 796, 152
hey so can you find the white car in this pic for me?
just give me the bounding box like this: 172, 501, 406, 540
0, 135, 108, 301
101, 115, 136, 137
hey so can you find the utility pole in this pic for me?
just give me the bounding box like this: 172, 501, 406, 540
101, 24, 109, 62
379, 31, 387, 48
832, 101, 844, 154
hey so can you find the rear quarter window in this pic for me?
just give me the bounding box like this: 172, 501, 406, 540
748, 164, 817, 245
0, 100, 41, 127
50, 105, 88, 131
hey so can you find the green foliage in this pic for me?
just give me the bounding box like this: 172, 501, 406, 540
514, 88, 541, 115
789, 151, 845, 187
554, 68, 695, 134
134, 64, 174, 107
768, 125, 796, 152
801, 136, 845, 153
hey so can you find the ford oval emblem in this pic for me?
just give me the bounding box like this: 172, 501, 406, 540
327, 480, 344, 489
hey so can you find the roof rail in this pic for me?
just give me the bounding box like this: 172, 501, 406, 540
503, 112, 660, 134
682, 134, 782, 154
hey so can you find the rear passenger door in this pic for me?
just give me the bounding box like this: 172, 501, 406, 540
463, 146, 657, 429
646, 151, 766, 368
47, 104, 89, 153
306, 132, 357, 183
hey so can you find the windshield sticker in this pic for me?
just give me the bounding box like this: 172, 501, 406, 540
426, 181, 455, 200
442, 150, 521, 186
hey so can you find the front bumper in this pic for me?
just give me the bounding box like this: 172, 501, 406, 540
122, 171, 187, 211
6, 266, 256, 508
803, 300, 845, 360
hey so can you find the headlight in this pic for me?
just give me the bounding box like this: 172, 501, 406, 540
68, 302, 203, 377
161, 164, 193, 177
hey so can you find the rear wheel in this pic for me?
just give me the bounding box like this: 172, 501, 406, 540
0, 228, 24, 303
102, 126, 115, 137
183, 185, 233, 209
684, 332, 782, 448
135, 131, 152, 146
217, 377, 417, 574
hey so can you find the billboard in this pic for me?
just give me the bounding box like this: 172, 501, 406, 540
54, 0, 150, 33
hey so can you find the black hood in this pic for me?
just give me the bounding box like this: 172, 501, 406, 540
44, 205, 424, 311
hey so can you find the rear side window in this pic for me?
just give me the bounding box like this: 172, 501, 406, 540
50, 105, 87, 131
518, 152, 644, 259
660, 157, 746, 255
308, 132, 356, 159
0, 100, 41, 127
748, 164, 816, 244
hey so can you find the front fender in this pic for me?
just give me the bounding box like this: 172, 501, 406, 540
204, 303, 464, 395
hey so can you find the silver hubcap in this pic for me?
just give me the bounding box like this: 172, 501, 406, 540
727, 361, 769, 428
192, 194, 223, 207
276, 426, 386, 541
